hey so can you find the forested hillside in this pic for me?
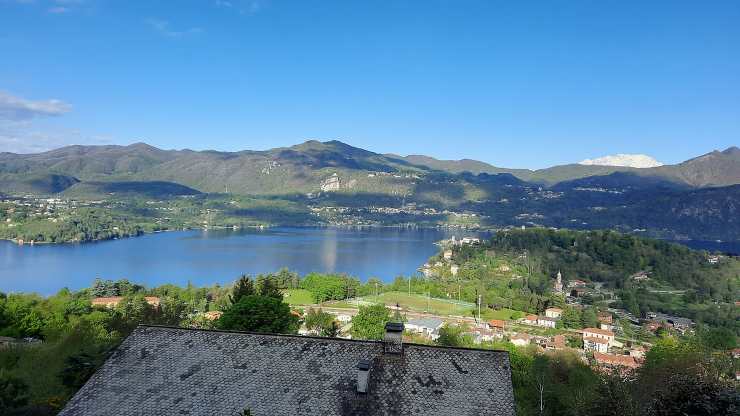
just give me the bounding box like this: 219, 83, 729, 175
2, 141, 740, 241
476, 229, 739, 333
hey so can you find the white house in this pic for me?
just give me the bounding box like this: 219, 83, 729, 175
545, 307, 563, 319
537, 316, 557, 329
583, 327, 615, 343
522, 314, 538, 325
510, 333, 531, 347
567, 279, 587, 288
631, 271, 650, 282
582, 327, 615, 353
443, 250, 453, 260
405, 317, 445, 340
583, 336, 609, 353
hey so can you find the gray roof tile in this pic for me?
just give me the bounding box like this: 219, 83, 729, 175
60, 325, 515, 416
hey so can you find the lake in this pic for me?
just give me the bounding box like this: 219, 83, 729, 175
0, 227, 469, 294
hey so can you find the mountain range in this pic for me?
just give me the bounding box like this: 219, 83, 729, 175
1, 141, 739, 240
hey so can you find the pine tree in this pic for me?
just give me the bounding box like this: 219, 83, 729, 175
230, 275, 255, 305
257, 276, 283, 300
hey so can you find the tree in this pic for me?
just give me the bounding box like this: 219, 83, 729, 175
560, 307, 582, 329
110, 295, 157, 334
643, 374, 739, 416
699, 327, 737, 350
581, 308, 599, 328
350, 304, 390, 340
436, 324, 472, 347
585, 371, 638, 416
59, 352, 98, 389
304, 308, 340, 337
0, 370, 28, 412
230, 275, 255, 304
156, 296, 188, 326
300, 273, 352, 303
218, 295, 298, 334
256, 276, 283, 300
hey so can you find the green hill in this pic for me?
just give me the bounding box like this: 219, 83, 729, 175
62, 181, 201, 199
0, 173, 79, 194
1, 141, 740, 240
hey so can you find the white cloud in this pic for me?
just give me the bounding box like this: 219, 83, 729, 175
146, 18, 203, 38
0, 91, 71, 121
0, 91, 109, 154
0, 121, 113, 154
213, 0, 263, 15
48, 6, 68, 13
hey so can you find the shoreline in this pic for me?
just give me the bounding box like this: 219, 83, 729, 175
0, 221, 487, 246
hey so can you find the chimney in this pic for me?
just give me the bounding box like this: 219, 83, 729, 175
356, 359, 371, 393
383, 322, 404, 354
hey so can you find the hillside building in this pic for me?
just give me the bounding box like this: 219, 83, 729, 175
545, 307, 563, 319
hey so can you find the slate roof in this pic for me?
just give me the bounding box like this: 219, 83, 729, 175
60, 325, 515, 416
405, 317, 445, 329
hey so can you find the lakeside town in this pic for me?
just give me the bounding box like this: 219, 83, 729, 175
0, 194, 488, 245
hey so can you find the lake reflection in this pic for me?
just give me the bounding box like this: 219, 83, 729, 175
0, 227, 469, 294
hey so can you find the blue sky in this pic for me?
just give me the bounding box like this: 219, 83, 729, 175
0, 0, 738, 168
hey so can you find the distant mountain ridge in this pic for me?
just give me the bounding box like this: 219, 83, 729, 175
391, 146, 740, 187
1, 140, 740, 240
1, 141, 738, 193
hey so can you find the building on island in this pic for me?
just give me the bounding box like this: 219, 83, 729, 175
59, 325, 516, 416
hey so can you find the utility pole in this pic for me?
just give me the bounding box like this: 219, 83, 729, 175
478, 294, 482, 323
408, 277, 411, 296
426, 275, 430, 313
458, 275, 461, 303
375, 281, 379, 302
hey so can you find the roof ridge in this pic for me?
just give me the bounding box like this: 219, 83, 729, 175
137, 325, 511, 354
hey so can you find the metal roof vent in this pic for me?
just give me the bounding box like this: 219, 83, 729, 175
383, 322, 404, 354
356, 359, 371, 393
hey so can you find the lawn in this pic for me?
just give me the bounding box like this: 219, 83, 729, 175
318, 291, 527, 321
358, 291, 476, 316
481, 308, 523, 321
283, 289, 315, 305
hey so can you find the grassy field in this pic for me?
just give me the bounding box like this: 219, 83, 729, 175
481, 308, 524, 321
356, 291, 477, 316
294, 290, 526, 321
283, 289, 315, 305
